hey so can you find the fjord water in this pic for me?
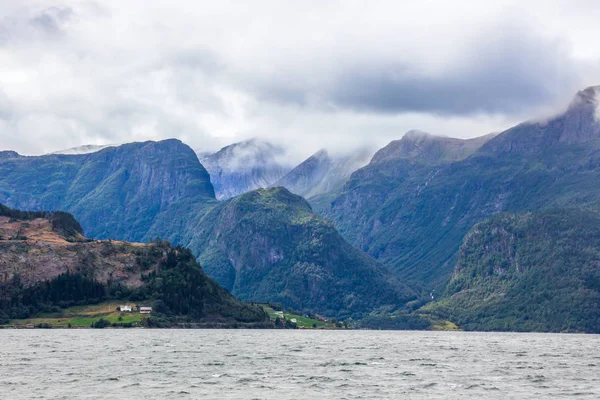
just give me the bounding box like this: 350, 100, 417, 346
1, 330, 598, 399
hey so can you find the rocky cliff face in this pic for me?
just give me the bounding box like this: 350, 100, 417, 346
0, 139, 216, 241
199, 139, 294, 199
274, 147, 374, 199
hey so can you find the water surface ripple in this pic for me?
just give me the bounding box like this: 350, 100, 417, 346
0, 330, 599, 399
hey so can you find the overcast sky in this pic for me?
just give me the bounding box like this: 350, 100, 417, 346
1, 0, 600, 157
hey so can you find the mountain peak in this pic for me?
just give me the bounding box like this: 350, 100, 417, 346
273, 147, 374, 199
0, 150, 20, 160
401, 129, 436, 140
482, 85, 600, 154
371, 131, 492, 165
567, 85, 600, 114
199, 139, 293, 200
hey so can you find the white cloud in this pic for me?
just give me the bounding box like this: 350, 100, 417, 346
0, 0, 599, 157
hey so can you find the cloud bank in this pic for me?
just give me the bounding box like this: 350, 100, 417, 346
0, 0, 599, 157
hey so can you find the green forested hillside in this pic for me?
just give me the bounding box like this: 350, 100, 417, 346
316, 87, 600, 292
424, 209, 600, 333
181, 187, 415, 318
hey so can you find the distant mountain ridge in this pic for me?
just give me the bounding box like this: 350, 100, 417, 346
199, 139, 294, 200
370, 130, 496, 165
0, 139, 216, 241
273, 147, 374, 199
316, 86, 600, 291
50, 144, 117, 155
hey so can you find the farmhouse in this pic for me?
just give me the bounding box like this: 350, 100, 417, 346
119, 305, 132, 312
140, 307, 152, 314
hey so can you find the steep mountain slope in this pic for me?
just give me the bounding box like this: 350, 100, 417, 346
199, 139, 294, 199
181, 187, 415, 317
425, 209, 600, 333
316, 86, 600, 289
0, 205, 268, 326
0, 139, 216, 241
273, 147, 374, 199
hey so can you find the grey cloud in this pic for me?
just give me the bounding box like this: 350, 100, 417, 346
1, 1, 600, 156
30, 7, 73, 36
0, 6, 73, 45
254, 25, 582, 117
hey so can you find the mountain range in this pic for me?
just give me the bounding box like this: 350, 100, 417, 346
0, 140, 404, 317
2, 85, 600, 331
316, 86, 600, 291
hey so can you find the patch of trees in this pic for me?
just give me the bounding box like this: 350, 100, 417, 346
134, 246, 269, 326
1, 272, 107, 320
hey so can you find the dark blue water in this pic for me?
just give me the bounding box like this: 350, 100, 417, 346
1, 330, 599, 399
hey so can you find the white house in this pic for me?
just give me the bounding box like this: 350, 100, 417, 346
140, 307, 152, 314
119, 305, 132, 312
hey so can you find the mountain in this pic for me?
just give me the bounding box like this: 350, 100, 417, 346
315, 86, 600, 290
424, 209, 600, 333
0, 139, 216, 242
179, 187, 415, 318
0, 205, 269, 327
199, 139, 294, 200
482, 85, 600, 154
273, 147, 374, 199
369, 130, 496, 165
50, 144, 116, 155
0, 140, 411, 317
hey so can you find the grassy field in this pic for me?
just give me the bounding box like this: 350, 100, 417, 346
6, 302, 148, 328
261, 305, 335, 329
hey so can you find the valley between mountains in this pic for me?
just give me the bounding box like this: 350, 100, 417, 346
2, 86, 600, 332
